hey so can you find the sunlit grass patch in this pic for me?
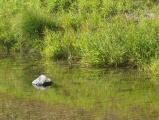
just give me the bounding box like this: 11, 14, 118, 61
1, 0, 159, 70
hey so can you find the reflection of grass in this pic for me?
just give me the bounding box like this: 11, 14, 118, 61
0, 58, 159, 119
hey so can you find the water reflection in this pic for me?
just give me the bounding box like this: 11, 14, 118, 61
1, 54, 159, 119
32, 84, 51, 90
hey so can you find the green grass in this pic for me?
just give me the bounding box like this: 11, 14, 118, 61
1, 0, 159, 70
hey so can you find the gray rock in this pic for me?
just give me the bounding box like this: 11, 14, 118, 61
32, 75, 52, 90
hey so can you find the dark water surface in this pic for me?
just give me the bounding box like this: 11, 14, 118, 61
0, 55, 159, 120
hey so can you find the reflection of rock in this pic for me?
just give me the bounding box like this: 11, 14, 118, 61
32, 75, 52, 90
32, 84, 50, 90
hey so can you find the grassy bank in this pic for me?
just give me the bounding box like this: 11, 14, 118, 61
1, 0, 159, 70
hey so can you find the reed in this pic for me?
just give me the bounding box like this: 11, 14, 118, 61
1, 0, 159, 70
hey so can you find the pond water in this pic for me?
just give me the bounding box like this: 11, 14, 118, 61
0, 54, 159, 120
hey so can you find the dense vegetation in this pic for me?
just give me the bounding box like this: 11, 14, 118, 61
1, 0, 159, 70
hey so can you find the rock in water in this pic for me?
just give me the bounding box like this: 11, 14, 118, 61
32, 75, 52, 90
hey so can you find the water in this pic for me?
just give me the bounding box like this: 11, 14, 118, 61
0, 55, 159, 120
